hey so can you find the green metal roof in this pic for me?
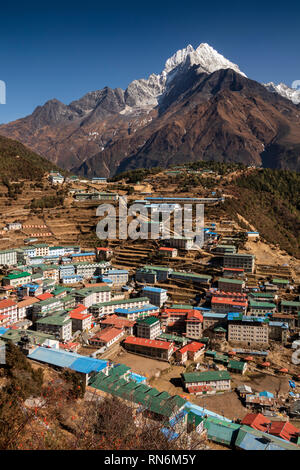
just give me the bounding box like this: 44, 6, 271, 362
171, 271, 212, 281
228, 360, 246, 371
272, 278, 290, 284
183, 370, 231, 383
92, 297, 149, 308
4, 271, 31, 280
136, 316, 159, 326
281, 300, 300, 307
143, 265, 172, 272
218, 277, 244, 285
249, 299, 276, 309
36, 312, 71, 326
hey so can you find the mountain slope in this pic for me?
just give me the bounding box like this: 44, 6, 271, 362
0, 135, 61, 180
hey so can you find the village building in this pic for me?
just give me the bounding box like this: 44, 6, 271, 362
0, 249, 20, 266
211, 296, 248, 314
182, 370, 231, 395
158, 247, 178, 258
2, 271, 32, 287
217, 277, 245, 293
222, 267, 245, 278
169, 271, 212, 286
185, 310, 204, 340
175, 341, 205, 364
223, 253, 255, 273
123, 336, 175, 362
6, 221, 22, 231
168, 236, 194, 251
0, 299, 18, 324
248, 299, 276, 316
281, 300, 300, 314
135, 268, 157, 284
142, 265, 172, 282
114, 304, 159, 321
135, 316, 161, 340
142, 286, 168, 307
268, 321, 289, 344
227, 359, 247, 375
32, 297, 64, 321
69, 304, 92, 332
99, 269, 128, 286
74, 285, 111, 308
89, 327, 124, 349
228, 314, 269, 347
96, 247, 113, 260
202, 312, 227, 332
35, 312, 72, 341
212, 244, 237, 255
99, 314, 135, 335
90, 297, 150, 317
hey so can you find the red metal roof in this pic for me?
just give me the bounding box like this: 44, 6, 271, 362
91, 327, 123, 344
186, 310, 203, 322
124, 336, 173, 350
100, 314, 135, 328
158, 247, 176, 251
0, 299, 17, 309
223, 268, 244, 272
178, 342, 205, 354
269, 421, 300, 441
241, 413, 271, 431
69, 304, 88, 316
35, 293, 53, 301
211, 296, 247, 307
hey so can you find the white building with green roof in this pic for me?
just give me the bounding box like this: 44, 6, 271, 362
136, 316, 161, 340
2, 271, 31, 287
36, 312, 72, 341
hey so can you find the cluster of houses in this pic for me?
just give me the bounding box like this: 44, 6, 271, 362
0, 220, 299, 450
0, 239, 299, 361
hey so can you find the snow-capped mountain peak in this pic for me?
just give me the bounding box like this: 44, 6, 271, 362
264, 82, 300, 104
124, 42, 247, 109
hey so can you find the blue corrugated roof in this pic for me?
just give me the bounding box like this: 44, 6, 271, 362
0, 327, 8, 336
142, 286, 167, 293
70, 357, 107, 374
29, 347, 76, 368
28, 347, 108, 374
184, 402, 231, 422
115, 305, 158, 315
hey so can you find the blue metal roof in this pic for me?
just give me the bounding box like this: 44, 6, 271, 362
70, 357, 107, 374
0, 327, 8, 336
105, 269, 128, 274
115, 305, 158, 315
259, 390, 274, 398
142, 286, 167, 293
28, 347, 108, 374
184, 402, 231, 422
71, 252, 95, 257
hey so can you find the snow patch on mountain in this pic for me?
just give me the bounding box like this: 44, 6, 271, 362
264, 82, 300, 105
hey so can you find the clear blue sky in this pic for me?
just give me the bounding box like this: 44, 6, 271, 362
0, 0, 299, 123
